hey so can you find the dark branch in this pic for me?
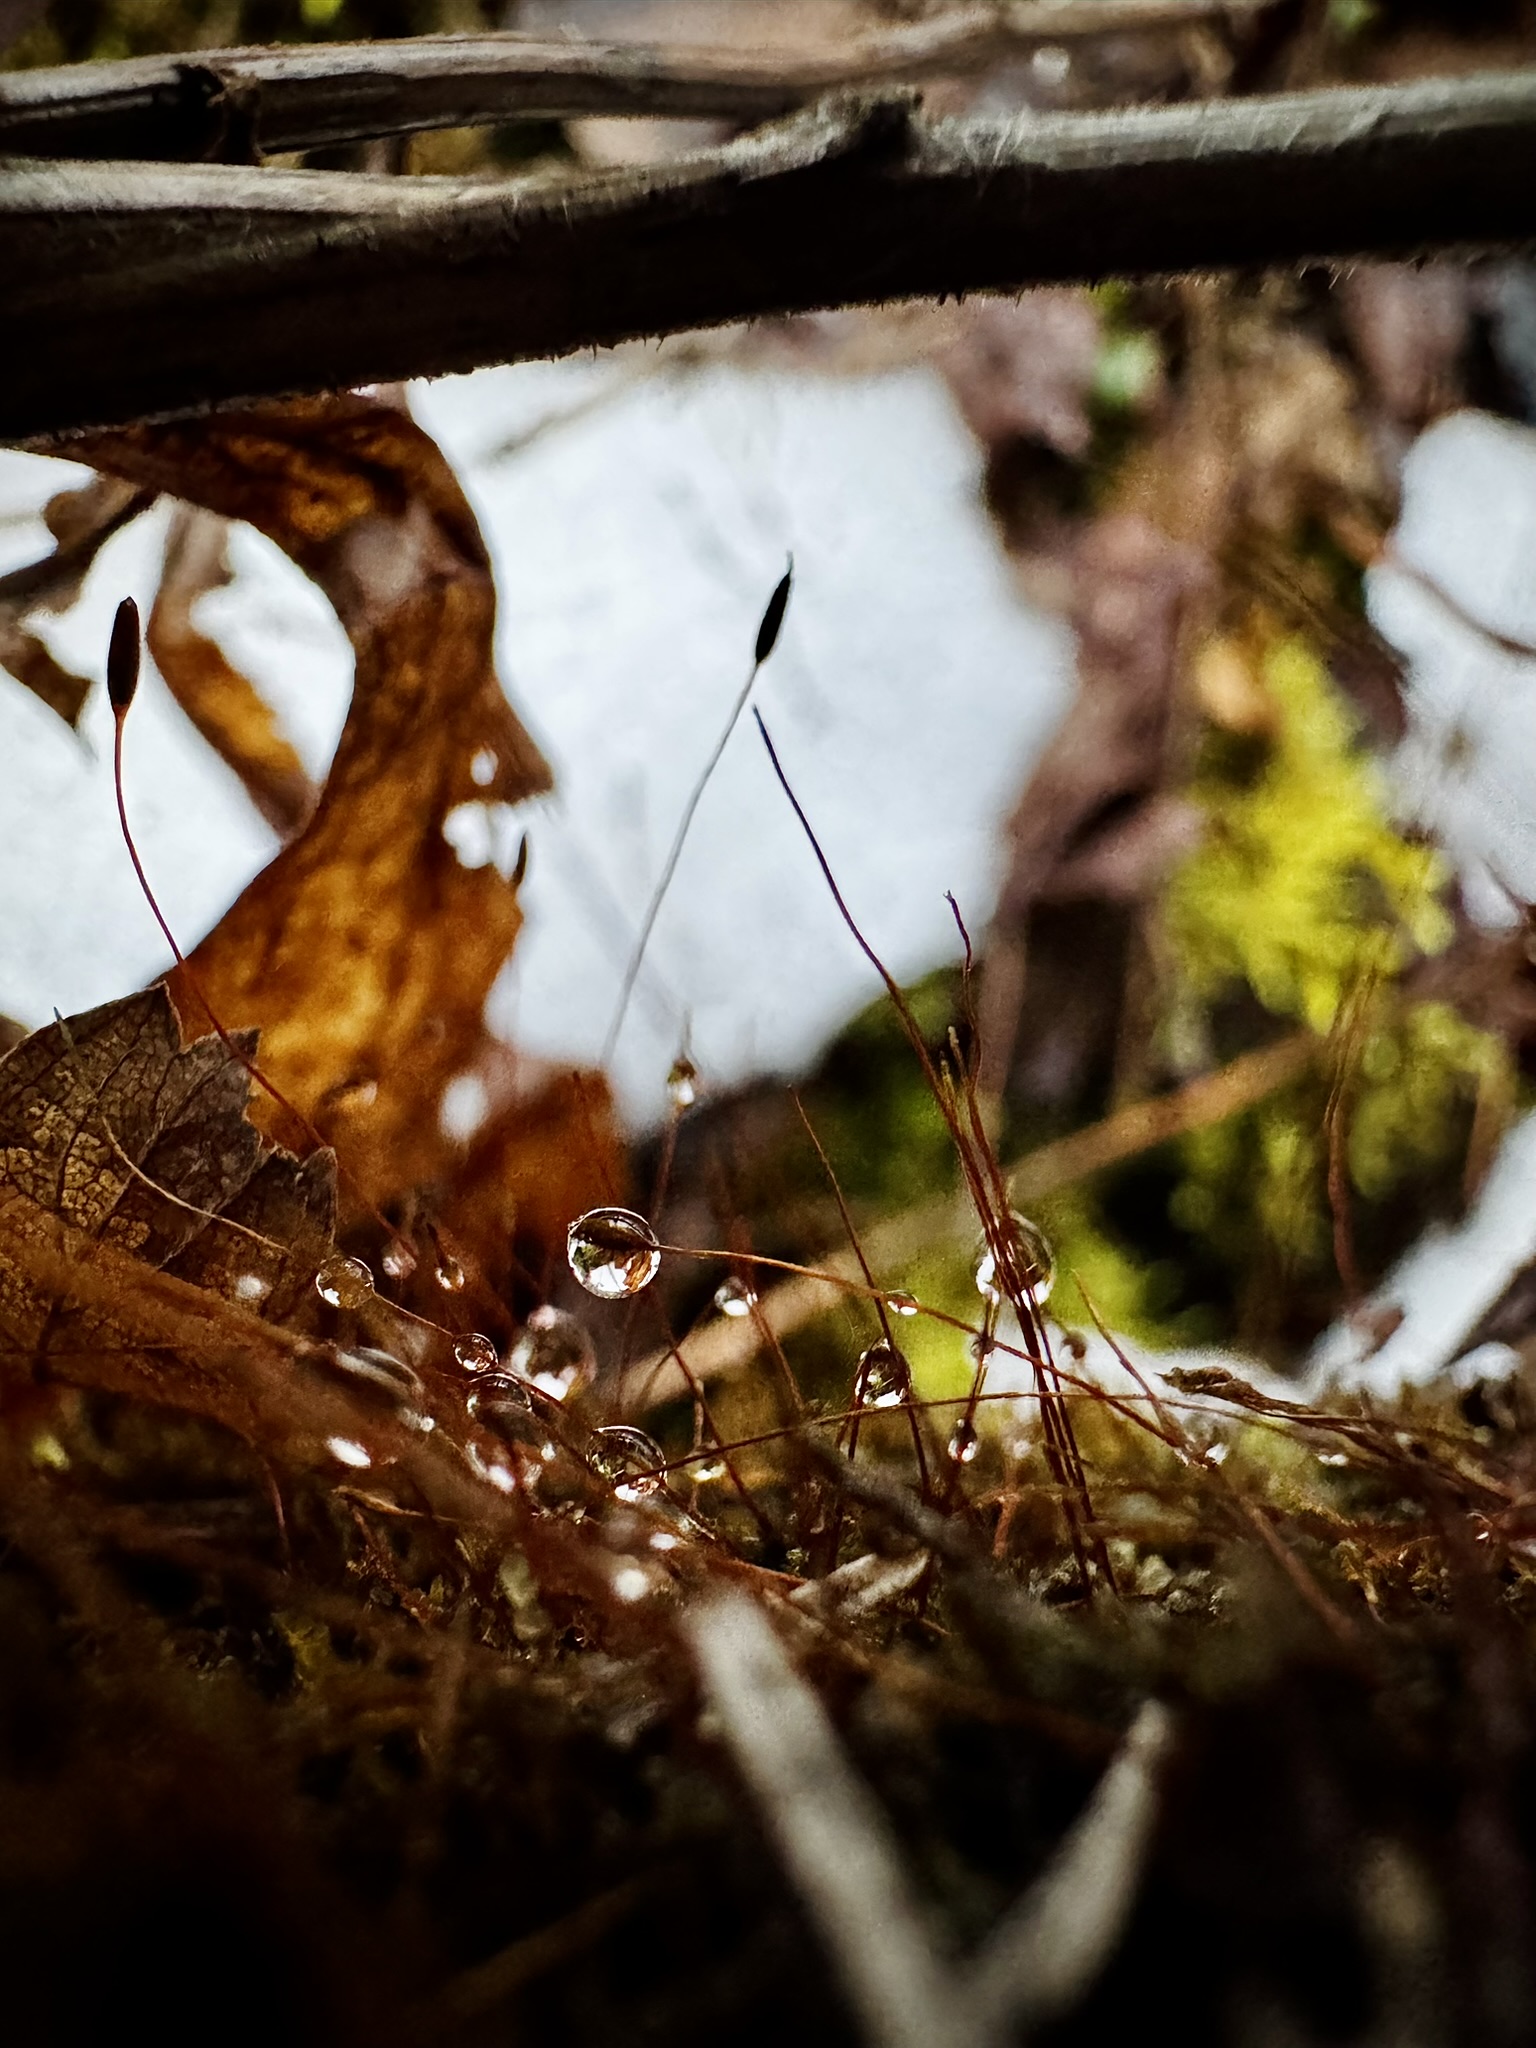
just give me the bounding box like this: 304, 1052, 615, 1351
7, 70, 1536, 444
0, 2, 1277, 161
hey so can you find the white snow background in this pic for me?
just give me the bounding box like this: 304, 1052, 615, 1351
0, 355, 1072, 1127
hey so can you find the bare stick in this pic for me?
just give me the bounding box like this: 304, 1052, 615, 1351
10, 71, 1536, 440
0, 3, 1281, 161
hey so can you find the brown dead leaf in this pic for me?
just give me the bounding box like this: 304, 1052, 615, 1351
0, 989, 333, 1313
0, 616, 93, 726
0, 475, 152, 729
0, 992, 548, 1526
148, 505, 315, 838
66, 396, 618, 1236
0, 987, 335, 1431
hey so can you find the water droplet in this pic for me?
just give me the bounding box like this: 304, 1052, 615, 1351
666, 1056, 699, 1111
856, 1339, 910, 1410
466, 1372, 534, 1424
507, 1305, 596, 1400
381, 1239, 417, 1282
234, 1271, 269, 1304
713, 1276, 756, 1319
567, 1207, 661, 1299
325, 1435, 372, 1470
453, 1331, 499, 1373
691, 1454, 728, 1483
435, 1250, 466, 1293
590, 1424, 665, 1496
974, 1213, 1054, 1306
947, 1417, 979, 1465
883, 1290, 918, 1319
316, 1254, 375, 1310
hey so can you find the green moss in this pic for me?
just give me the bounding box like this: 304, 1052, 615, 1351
1167, 636, 1450, 1037
1047, 635, 1506, 1352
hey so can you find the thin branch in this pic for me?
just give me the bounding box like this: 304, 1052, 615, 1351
0, 3, 1281, 161
8, 69, 1536, 441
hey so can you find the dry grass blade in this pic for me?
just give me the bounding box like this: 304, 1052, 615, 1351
968, 1700, 1174, 2041
688, 1592, 973, 2048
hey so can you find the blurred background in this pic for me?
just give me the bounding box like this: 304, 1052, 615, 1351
6, 0, 1536, 1426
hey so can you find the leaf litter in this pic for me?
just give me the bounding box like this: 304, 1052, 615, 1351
8, 258, 1536, 2044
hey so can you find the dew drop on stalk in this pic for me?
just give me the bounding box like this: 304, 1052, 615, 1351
507, 1304, 596, 1400
567, 1207, 661, 1299
316, 1254, 375, 1310
435, 1250, 466, 1293
947, 1417, 979, 1465
855, 1339, 910, 1410
453, 1331, 499, 1374
325, 1436, 372, 1470
974, 1213, 1055, 1307
666, 1056, 699, 1111
883, 1290, 918, 1319
713, 1276, 756, 1319
590, 1424, 665, 1496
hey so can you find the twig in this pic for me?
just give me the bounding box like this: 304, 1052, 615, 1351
0, 4, 1282, 161
10, 71, 1536, 439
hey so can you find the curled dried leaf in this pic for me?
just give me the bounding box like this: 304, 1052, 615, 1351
68, 395, 618, 1228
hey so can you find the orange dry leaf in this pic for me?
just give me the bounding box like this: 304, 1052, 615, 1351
148, 505, 316, 838
0, 988, 333, 1432
67, 396, 620, 1257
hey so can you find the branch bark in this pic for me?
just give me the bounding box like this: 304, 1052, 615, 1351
7, 69, 1536, 443
0, 2, 1277, 160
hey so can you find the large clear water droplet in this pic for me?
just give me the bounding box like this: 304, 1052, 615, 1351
947, 1416, 979, 1465
567, 1207, 661, 1299
316, 1254, 374, 1310
466, 1373, 542, 1452
507, 1304, 596, 1400
589, 1424, 665, 1496
666, 1056, 699, 1111
453, 1331, 499, 1374
856, 1339, 910, 1410
974, 1213, 1055, 1306
713, 1275, 757, 1319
